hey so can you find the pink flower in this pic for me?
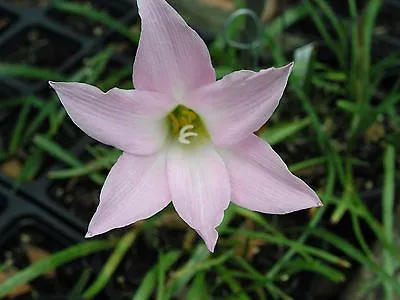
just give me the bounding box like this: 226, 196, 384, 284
49, 0, 321, 252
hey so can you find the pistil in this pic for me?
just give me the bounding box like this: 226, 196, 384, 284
178, 125, 198, 144
168, 105, 208, 146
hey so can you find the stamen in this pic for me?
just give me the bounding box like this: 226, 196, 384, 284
178, 125, 198, 144
179, 116, 188, 126
169, 114, 180, 133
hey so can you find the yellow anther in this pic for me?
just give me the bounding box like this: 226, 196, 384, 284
179, 116, 188, 127
170, 114, 180, 133
181, 108, 190, 115
188, 111, 197, 122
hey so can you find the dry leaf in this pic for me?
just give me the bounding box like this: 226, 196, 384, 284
365, 121, 385, 143
23, 245, 55, 278
156, 211, 186, 229
200, 0, 234, 11
183, 229, 196, 250
308, 207, 318, 218
246, 239, 266, 261
1, 159, 22, 178
0, 267, 32, 298
200, 0, 278, 22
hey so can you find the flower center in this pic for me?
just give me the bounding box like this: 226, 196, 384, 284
168, 105, 207, 145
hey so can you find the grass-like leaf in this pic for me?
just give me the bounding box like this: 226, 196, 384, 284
53, 1, 139, 44
0, 240, 114, 298
382, 144, 396, 300
259, 118, 311, 145
34, 135, 105, 184
132, 251, 181, 300
0, 63, 65, 80
83, 230, 139, 299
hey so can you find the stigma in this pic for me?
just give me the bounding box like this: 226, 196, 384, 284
178, 125, 198, 144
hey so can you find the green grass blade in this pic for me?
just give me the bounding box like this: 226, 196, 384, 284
348, 0, 357, 17
215, 266, 252, 300
9, 102, 31, 154
233, 207, 280, 234
68, 269, 92, 300
382, 144, 395, 300
186, 273, 211, 300
337, 100, 359, 113
266, 161, 336, 279
284, 258, 345, 282
311, 229, 400, 294
266, 5, 308, 38
165, 206, 236, 298
351, 212, 374, 259
292, 43, 315, 89
83, 230, 138, 299
48, 152, 119, 179
226, 228, 350, 268
313, 0, 347, 51
259, 118, 311, 145
348, 0, 381, 139
363, 0, 381, 78
0, 97, 44, 109
371, 53, 400, 84
289, 156, 326, 173
53, 1, 139, 44
98, 66, 133, 90
290, 85, 328, 151
304, 0, 343, 67
233, 256, 292, 299
34, 135, 105, 184
377, 78, 400, 115
324, 194, 400, 263
34, 135, 81, 167
22, 100, 58, 148
0, 240, 114, 298
14, 149, 44, 184
132, 251, 181, 300
156, 253, 166, 300
0, 63, 65, 80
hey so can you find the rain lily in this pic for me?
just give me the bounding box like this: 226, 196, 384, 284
49, 0, 322, 252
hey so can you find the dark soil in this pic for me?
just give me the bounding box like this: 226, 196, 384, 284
0, 192, 6, 214
6, 0, 49, 9
46, 0, 131, 37
0, 26, 80, 68
48, 177, 100, 222
0, 9, 17, 35
0, 218, 102, 299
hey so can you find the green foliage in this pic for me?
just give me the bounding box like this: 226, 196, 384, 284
84, 230, 139, 299
52, 1, 139, 44
0, 0, 399, 299
0, 240, 114, 298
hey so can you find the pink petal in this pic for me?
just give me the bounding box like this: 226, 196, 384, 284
167, 143, 230, 252
221, 135, 322, 214
187, 64, 293, 146
134, 0, 215, 96
49, 82, 175, 155
86, 151, 170, 237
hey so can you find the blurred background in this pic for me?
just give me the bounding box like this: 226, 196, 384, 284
0, 0, 399, 299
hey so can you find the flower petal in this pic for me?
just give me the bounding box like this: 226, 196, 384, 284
167, 143, 230, 252
86, 151, 170, 237
187, 63, 293, 146
220, 135, 322, 214
49, 82, 175, 155
134, 0, 215, 97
